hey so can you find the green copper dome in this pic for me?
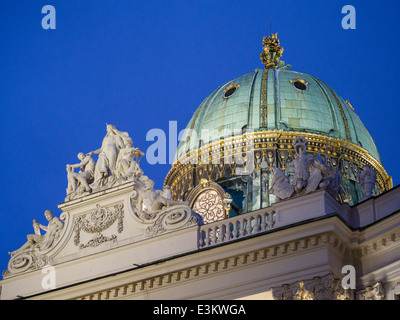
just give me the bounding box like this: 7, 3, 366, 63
166, 34, 391, 213
176, 68, 381, 164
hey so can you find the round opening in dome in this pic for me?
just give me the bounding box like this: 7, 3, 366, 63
224, 86, 237, 98
293, 80, 307, 91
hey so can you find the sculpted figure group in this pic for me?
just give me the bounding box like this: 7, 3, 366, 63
269, 136, 376, 202
65, 123, 186, 223
7, 124, 185, 273
66, 124, 144, 201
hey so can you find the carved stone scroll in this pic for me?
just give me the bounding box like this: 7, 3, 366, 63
125, 177, 199, 238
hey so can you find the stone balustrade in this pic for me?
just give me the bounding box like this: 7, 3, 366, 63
199, 208, 276, 248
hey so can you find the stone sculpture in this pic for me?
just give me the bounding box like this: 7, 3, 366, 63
356, 282, 385, 300
65, 124, 144, 201
126, 174, 199, 237
9, 210, 64, 257
269, 136, 342, 201
359, 164, 377, 201
269, 166, 294, 201
272, 274, 351, 300
66, 152, 95, 195
291, 136, 315, 193
132, 175, 186, 218
87, 124, 133, 186
63, 123, 199, 242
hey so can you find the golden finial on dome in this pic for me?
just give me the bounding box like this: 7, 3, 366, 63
260, 32, 284, 69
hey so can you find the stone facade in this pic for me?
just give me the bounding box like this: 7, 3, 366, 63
1, 129, 399, 300
1, 183, 399, 300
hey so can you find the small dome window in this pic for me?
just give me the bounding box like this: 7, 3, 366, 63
290, 77, 309, 91
223, 83, 240, 98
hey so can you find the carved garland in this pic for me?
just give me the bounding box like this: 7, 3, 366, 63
74, 204, 124, 249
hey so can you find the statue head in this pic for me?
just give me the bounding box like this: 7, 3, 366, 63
44, 210, 53, 221
141, 177, 155, 190
77, 152, 85, 160
293, 136, 308, 156
106, 123, 117, 135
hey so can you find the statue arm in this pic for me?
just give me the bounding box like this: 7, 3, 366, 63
53, 217, 64, 230
115, 135, 125, 149
68, 158, 89, 169
87, 147, 102, 156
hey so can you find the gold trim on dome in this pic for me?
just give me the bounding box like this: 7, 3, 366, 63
290, 77, 309, 86
345, 99, 355, 110
224, 83, 240, 92
325, 86, 351, 140
165, 130, 392, 204
260, 69, 268, 128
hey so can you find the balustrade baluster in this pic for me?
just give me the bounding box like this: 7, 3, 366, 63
225, 222, 232, 241
246, 217, 252, 235
232, 221, 239, 239
205, 228, 211, 246
252, 215, 260, 233
219, 224, 226, 243
239, 219, 246, 237
260, 212, 267, 231
211, 226, 218, 244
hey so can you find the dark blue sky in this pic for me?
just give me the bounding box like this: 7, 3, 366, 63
1, 0, 399, 274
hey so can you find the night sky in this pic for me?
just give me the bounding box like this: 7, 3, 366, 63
1, 0, 399, 275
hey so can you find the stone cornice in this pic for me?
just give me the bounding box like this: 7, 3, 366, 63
30, 218, 351, 300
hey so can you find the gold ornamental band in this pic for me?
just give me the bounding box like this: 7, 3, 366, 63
164, 130, 392, 201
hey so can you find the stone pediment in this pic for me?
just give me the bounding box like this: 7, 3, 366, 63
3, 125, 200, 280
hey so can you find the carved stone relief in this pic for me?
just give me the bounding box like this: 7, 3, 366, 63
74, 204, 124, 249
272, 274, 351, 300
356, 282, 385, 300
192, 189, 225, 224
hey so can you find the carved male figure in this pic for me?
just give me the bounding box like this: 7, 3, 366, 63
66, 152, 95, 194
9, 210, 64, 256
134, 176, 183, 215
